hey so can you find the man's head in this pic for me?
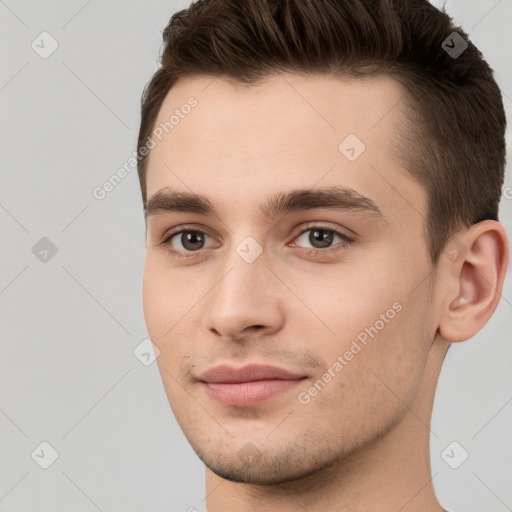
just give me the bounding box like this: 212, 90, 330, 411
137, 0, 506, 264
137, 0, 508, 486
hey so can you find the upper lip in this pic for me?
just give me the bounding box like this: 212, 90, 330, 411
199, 364, 306, 384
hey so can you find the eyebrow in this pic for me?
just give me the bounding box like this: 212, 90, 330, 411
145, 185, 386, 222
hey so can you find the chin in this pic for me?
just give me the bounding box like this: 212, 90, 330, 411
193, 439, 347, 486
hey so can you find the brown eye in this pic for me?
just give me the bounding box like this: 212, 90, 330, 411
308, 229, 335, 249
173, 231, 207, 251
161, 228, 216, 257
293, 227, 351, 251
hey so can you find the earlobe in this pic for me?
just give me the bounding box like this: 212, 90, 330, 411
438, 220, 509, 343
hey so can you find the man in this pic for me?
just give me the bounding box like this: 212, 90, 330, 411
136, 0, 509, 510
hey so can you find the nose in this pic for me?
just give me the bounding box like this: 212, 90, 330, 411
203, 246, 285, 342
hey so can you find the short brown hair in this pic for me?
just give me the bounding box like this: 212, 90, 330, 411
137, 0, 506, 263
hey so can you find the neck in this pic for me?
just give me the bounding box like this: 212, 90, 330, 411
205, 336, 451, 512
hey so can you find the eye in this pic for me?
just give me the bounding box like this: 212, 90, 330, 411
161, 228, 216, 257
159, 224, 354, 259
291, 225, 353, 253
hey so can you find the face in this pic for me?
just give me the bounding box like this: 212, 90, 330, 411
142, 73, 439, 484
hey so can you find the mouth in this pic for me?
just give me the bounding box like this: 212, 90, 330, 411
198, 364, 307, 407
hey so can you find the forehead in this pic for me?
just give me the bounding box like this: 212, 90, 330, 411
145, 72, 426, 227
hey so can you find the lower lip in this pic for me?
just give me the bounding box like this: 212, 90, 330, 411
202, 379, 304, 407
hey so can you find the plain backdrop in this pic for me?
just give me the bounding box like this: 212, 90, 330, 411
1, 1, 511, 511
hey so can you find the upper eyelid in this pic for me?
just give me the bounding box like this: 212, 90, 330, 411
294, 223, 355, 239
161, 222, 350, 236
160, 224, 215, 243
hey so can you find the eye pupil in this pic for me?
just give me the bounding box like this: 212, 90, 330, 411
310, 229, 334, 248
182, 231, 204, 251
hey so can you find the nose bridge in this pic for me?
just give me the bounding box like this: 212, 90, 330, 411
204, 236, 283, 339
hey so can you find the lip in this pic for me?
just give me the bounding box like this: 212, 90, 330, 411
198, 364, 307, 407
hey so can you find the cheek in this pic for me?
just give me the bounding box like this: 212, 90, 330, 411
142, 253, 198, 340
298, 304, 430, 447
142, 254, 203, 383
349, 287, 433, 412
297, 261, 432, 403
143, 262, 194, 418
289, 265, 404, 354
142, 254, 165, 335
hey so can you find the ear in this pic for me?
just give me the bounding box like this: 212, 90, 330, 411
438, 220, 509, 343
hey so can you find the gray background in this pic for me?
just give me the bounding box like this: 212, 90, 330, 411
1, 1, 511, 511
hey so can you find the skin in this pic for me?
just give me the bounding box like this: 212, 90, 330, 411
142, 73, 509, 512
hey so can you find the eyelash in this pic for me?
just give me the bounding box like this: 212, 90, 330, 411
159, 224, 354, 259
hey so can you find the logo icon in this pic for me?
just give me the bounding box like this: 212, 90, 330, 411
444, 237, 468, 263
31, 32, 59, 59
32, 237, 58, 263
338, 134, 366, 162
441, 441, 469, 469
133, 338, 161, 366
236, 236, 263, 264
237, 442, 262, 465
442, 32, 468, 59
31, 441, 59, 469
